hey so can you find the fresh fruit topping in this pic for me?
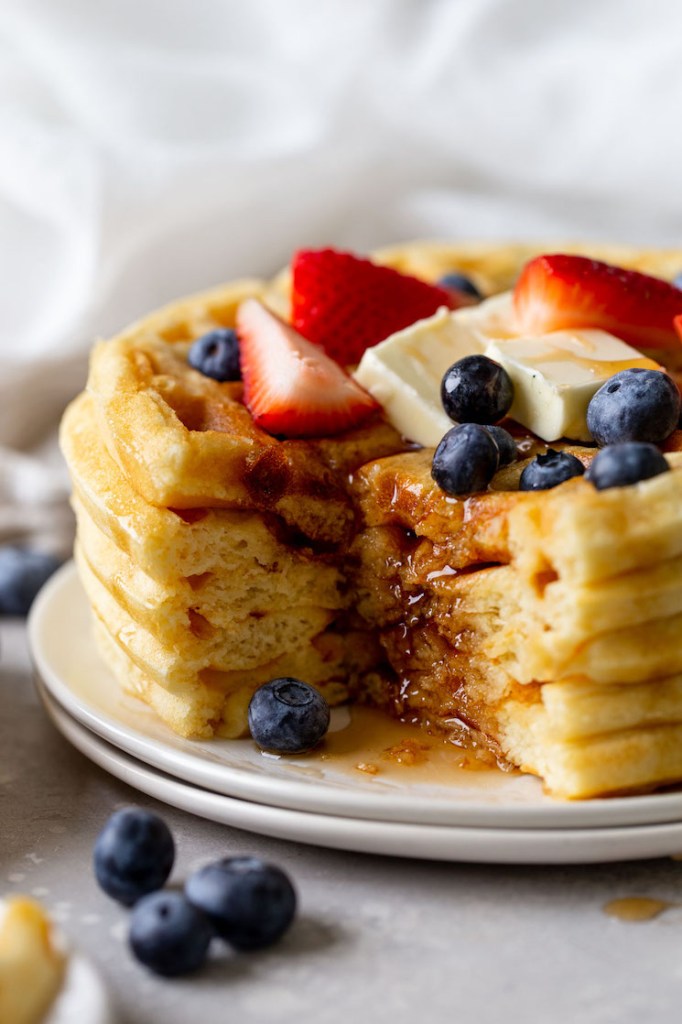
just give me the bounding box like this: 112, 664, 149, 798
519, 449, 585, 491
514, 254, 682, 349
248, 678, 330, 754
438, 271, 483, 301
291, 248, 458, 365
185, 857, 296, 952
586, 368, 680, 446
483, 425, 517, 467
674, 273, 682, 290
586, 443, 669, 490
0, 547, 61, 616
236, 299, 378, 437
188, 329, 241, 382
129, 892, 213, 977
441, 355, 514, 425
93, 808, 175, 906
431, 423, 500, 495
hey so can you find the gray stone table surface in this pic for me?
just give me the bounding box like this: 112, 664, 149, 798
3, 618, 682, 1024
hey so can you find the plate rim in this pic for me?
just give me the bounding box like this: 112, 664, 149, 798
29, 562, 682, 832
38, 680, 682, 866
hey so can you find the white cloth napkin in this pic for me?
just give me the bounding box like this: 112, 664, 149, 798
2, 0, 682, 557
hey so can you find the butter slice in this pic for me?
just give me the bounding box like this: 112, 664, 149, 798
0, 897, 65, 1024
486, 330, 661, 442
354, 293, 515, 446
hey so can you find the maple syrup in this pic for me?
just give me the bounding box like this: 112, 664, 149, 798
602, 897, 674, 922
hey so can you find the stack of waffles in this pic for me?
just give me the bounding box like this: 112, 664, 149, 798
60, 277, 405, 739
60, 242, 682, 797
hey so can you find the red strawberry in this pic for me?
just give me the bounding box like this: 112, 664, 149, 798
236, 298, 379, 438
514, 254, 682, 350
291, 248, 460, 365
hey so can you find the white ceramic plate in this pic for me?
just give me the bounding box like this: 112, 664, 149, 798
50, 950, 115, 1024
30, 563, 682, 831
38, 682, 682, 864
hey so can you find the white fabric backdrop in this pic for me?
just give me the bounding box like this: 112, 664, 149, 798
2, 0, 682, 554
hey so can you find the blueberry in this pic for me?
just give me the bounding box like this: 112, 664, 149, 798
431, 423, 500, 495
441, 355, 514, 425
437, 272, 483, 301
519, 449, 585, 491
482, 425, 517, 468
93, 808, 175, 906
188, 329, 241, 382
185, 857, 296, 951
585, 443, 669, 490
673, 272, 682, 290
129, 891, 213, 977
586, 368, 680, 446
248, 678, 330, 754
0, 547, 61, 616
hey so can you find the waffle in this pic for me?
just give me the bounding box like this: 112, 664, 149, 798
60, 240, 682, 796
351, 446, 682, 797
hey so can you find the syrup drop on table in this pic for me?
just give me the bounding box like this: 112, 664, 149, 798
602, 897, 675, 922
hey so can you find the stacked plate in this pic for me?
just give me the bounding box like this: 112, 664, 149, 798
29, 564, 682, 865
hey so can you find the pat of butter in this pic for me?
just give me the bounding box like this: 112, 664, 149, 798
486, 330, 661, 442
354, 293, 515, 446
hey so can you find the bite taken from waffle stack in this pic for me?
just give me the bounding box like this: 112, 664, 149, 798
60, 240, 682, 799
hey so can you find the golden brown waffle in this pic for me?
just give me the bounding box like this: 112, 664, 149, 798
61, 239, 682, 796
351, 446, 682, 797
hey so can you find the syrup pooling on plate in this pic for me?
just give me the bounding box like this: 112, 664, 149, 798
316, 707, 502, 788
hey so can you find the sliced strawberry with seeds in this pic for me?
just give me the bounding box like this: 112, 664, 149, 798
237, 298, 379, 438
514, 254, 682, 350
291, 248, 460, 365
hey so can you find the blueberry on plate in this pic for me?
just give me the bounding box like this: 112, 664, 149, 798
248, 678, 330, 754
93, 808, 175, 905
585, 442, 669, 490
586, 368, 680, 446
185, 857, 296, 951
519, 449, 585, 491
441, 355, 514, 425
437, 271, 483, 301
482, 425, 517, 468
188, 328, 241, 382
431, 423, 500, 495
0, 547, 61, 616
129, 891, 213, 977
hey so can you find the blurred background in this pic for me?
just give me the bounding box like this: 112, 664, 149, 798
2, 0, 682, 568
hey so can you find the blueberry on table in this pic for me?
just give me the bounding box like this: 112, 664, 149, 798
431, 423, 500, 496
437, 272, 483, 301
248, 678, 330, 754
586, 368, 680, 446
0, 547, 61, 616
441, 355, 514, 425
519, 449, 585, 491
585, 443, 669, 490
129, 891, 213, 977
185, 857, 296, 951
482, 425, 517, 467
93, 808, 175, 905
188, 328, 241, 382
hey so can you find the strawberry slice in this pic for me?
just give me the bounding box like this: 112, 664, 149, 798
236, 298, 379, 437
291, 248, 459, 365
514, 254, 682, 350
